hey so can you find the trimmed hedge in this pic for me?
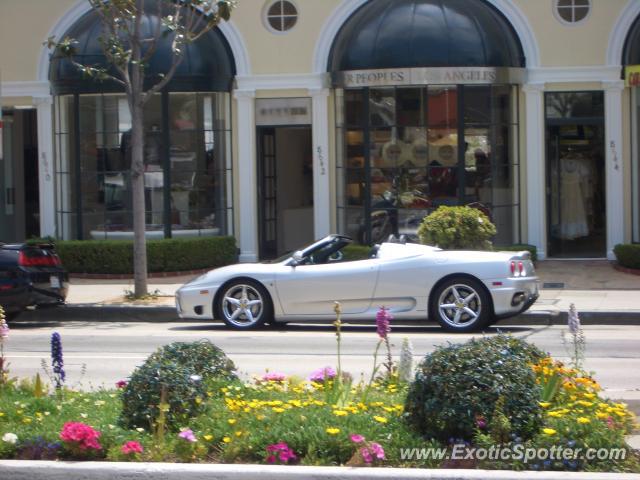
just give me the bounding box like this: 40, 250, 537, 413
342, 244, 371, 261
55, 236, 237, 274
614, 243, 640, 270
495, 244, 538, 263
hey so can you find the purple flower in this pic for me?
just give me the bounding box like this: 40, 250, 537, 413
115, 380, 128, 389
376, 306, 392, 339
308, 366, 337, 383
350, 434, 365, 443
51, 332, 65, 389
178, 429, 197, 442
0, 320, 9, 339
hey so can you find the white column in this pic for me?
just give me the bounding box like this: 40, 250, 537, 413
522, 83, 547, 260
309, 88, 331, 239
233, 89, 258, 262
34, 95, 56, 238
604, 81, 625, 260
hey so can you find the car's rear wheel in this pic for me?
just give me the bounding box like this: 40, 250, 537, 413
216, 279, 272, 329
430, 276, 490, 332
4, 311, 20, 323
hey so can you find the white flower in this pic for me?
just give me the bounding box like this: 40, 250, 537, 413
2, 433, 18, 444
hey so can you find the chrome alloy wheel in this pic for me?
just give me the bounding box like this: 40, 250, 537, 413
221, 284, 264, 327
437, 283, 482, 328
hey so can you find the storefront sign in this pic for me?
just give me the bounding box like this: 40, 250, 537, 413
256, 98, 312, 126
334, 67, 524, 87
625, 65, 640, 87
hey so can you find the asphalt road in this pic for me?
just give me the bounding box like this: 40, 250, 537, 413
3, 319, 640, 410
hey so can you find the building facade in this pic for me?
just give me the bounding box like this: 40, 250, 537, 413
0, 0, 639, 261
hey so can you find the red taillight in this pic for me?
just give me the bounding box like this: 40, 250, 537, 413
19, 251, 59, 267
510, 261, 516, 276
518, 261, 524, 275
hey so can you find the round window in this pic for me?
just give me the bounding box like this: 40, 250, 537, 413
265, 0, 298, 33
554, 0, 591, 25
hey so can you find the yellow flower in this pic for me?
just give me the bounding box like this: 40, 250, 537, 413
543, 428, 557, 435
326, 428, 340, 435
577, 417, 590, 424
273, 407, 285, 413
547, 411, 564, 418
373, 416, 388, 424
203, 434, 213, 441
538, 402, 551, 408
235, 431, 243, 437
333, 410, 348, 417
596, 412, 609, 419
228, 419, 237, 425
222, 436, 232, 443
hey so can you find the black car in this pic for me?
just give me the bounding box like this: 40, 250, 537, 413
0, 242, 69, 321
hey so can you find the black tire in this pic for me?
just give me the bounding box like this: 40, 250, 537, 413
429, 276, 491, 332
4, 311, 20, 323
215, 279, 273, 330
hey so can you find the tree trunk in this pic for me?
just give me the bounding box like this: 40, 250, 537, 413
130, 99, 148, 297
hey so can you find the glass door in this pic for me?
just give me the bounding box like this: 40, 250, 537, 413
0, 113, 16, 242
545, 92, 606, 258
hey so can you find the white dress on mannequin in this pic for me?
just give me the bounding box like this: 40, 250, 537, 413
559, 157, 589, 240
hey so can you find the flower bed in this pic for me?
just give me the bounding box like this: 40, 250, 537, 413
0, 306, 638, 472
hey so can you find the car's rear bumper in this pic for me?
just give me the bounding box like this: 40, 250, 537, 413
0, 269, 68, 313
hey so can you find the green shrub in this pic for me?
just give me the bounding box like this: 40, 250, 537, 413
342, 244, 371, 261
120, 341, 237, 430
55, 236, 237, 274
404, 335, 545, 441
495, 244, 538, 263
417, 205, 496, 250
614, 243, 640, 269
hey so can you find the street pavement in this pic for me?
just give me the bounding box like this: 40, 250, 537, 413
4, 321, 640, 413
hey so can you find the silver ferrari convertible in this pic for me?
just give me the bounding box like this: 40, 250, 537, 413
175, 234, 539, 332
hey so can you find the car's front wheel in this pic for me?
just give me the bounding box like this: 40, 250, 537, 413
216, 279, 273, 329
430, 276, 490, 332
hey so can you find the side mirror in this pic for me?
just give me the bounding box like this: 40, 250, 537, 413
291, 250, 304, 266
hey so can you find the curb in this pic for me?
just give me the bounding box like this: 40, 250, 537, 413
1, 461, 639, 480
14, 305, 640, 325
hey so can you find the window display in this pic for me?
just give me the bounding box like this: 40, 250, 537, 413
337, 85, 520, 245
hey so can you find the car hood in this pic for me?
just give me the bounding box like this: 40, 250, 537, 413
182, 262, 283, 288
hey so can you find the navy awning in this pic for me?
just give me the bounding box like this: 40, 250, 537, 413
329, 0, 525, 72
50, 5, 235, 94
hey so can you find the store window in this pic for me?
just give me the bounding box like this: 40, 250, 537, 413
554, 0, 591, 25
54, 92, 232, 240
336, 85, 520, 245
264, 0, 298, 33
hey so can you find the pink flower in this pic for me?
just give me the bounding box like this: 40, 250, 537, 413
369, 442, 385, 460
360, 447, 373, 464
121, 441, 143, 455
350, 434, 365, 443
115, 380, 128, 389
59, 422, 102, 451
266, 441, 297, 464
178, 429, 197, 442
376, 306, 392, 339
308, 366, 337, 383
261, 372, 287, 382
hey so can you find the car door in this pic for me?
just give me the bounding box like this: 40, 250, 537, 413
275, 259, 380, 316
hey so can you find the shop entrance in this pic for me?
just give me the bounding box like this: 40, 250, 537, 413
257, 126, 313, 259
545, 92, 606, 258
0, 109, 40, 242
